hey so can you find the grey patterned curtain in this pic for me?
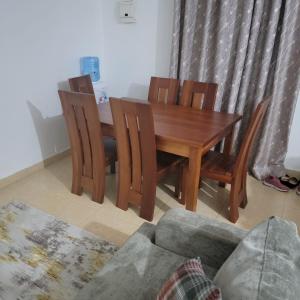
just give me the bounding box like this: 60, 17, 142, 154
170, 0, 300, 179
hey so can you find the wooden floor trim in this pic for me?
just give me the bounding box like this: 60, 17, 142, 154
0, 149, 70, 190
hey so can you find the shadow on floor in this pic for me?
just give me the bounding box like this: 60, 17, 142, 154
199, 180, 230, 216
45, 154, 231, 221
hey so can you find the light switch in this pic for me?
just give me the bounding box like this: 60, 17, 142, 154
119, 0, 136, 23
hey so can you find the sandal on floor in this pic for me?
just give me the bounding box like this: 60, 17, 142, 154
279, 174, 299, 189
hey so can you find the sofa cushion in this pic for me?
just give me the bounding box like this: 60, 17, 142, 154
157, 258, 221, 300
214, 216, 300, 300
155, 208, 247, 272
75, 223, 187, 300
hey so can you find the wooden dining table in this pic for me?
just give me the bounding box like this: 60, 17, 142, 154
98, 99, 242, 212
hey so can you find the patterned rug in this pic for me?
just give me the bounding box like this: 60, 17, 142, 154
0, 202, 118, 300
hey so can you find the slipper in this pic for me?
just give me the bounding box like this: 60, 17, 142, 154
279, 174, 299, 189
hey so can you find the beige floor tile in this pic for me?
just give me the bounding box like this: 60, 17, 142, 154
282, 190, 300, 231
0, 156, 299, 247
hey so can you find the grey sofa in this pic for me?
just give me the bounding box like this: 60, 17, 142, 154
76, 208, 300, 299
76, 208, 248, 300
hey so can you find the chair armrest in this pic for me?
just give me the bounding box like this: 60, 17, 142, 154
155, 208, 247, 270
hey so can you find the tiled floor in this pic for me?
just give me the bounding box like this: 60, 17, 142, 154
0, 156, 299, 246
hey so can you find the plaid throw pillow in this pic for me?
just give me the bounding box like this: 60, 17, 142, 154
157, 258, 221, 300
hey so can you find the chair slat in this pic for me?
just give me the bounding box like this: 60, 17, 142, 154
180, 81, 218, 111
74, 106, 93, 178
192, 93, 205, 110
69, 75, 94, 94
127, 113, 142, 193
157, 88, 169, 104
148, 77, 179, 105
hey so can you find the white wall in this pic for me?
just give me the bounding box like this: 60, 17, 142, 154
2, 0, 296, 179
285, 92, 300, 171
0, 0, 104, 179
0, 0, 174, 180
101, 0, 174, 99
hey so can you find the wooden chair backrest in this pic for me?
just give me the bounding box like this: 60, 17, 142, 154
179, 80, 218, 110
234, 99, 270, 181
69, 75, 94, 94
59, 90, 105, 180
148, 76, 180, 105
110, 98, 157, 205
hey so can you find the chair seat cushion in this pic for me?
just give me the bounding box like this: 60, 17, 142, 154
103, 137, 117, 164
214, 217, 300, 300
155, 208, 246, 273
201, 151, 235, 183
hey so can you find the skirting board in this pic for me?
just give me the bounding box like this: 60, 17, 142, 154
287, 169, 300, 179
0, 149, 70, 190
1, 150, 298, 190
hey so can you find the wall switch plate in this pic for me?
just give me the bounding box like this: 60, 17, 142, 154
119, 0, 136, 23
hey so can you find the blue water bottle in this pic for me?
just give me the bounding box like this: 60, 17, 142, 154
80, 56, 100, 82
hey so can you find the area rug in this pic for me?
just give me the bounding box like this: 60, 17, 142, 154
0, 201, 119, 300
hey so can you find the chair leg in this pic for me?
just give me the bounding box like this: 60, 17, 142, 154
174, 173, 180, 198
71, 185, 82, 196
71, 165, 82, 196
116, 188, 129, 211
229, 182, 239, 223
71, 179, 82, 196
198, 176, 202, 188
92, 176, 105, 203
175, 163, 185, 204
140, 183, 156, 222
240, 175, 248, 208
140, 204, 155, 222
92, 187, 104, 203
174, 184, 180, 199
178, 164, 187, 205
240, 193, 248, 209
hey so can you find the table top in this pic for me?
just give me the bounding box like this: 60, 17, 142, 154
98, 100, 242, 148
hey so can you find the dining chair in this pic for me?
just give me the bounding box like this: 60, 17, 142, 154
179, 80, 218, 110
58, 90, 117, 203
69, 74, 94, 94
176, 81, 218, 196
110, 98, 183, 221
200, 99, 270, 223
69, 74, 116, 173
148, 76, 180, 105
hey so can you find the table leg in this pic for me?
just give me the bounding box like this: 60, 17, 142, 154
184, 147, 202, 212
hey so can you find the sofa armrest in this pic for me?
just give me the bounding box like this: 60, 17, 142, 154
155, 208, 248, 270
75, 222, 187, 300
133, 222, 156, 241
